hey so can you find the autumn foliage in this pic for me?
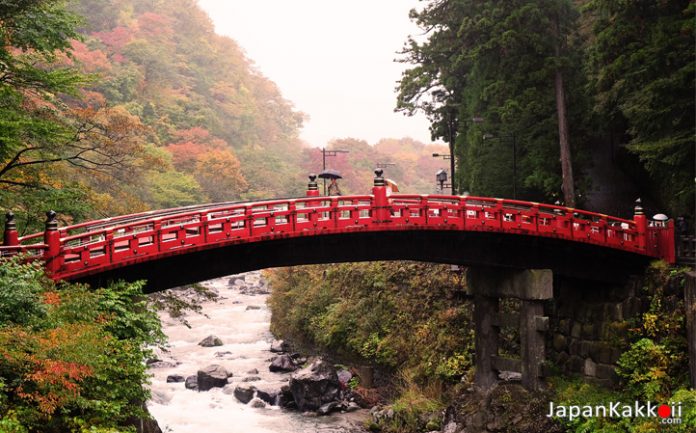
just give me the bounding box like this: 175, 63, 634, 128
0, 259, 163, 432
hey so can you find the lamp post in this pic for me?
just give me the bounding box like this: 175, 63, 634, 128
435, 169, 451, 192
321, 147, 349, 195
432, 153, 454, 194
483, 133, 517, 199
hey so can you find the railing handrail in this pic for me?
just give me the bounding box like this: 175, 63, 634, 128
0, 192, 675, 280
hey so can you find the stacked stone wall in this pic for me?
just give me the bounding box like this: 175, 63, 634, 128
546, 277, 648, 386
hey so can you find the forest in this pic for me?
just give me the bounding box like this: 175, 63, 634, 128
0, 0, 448, 236
398, 0, 694, 217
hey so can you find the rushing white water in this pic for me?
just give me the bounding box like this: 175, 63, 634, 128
147, 273, 367, 433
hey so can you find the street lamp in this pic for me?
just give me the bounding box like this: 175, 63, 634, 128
432, 153, 451, 160
433, 153, 454, 194
483, 133, 517, 199
436, 169, 450, 192
321, 147, 349, 195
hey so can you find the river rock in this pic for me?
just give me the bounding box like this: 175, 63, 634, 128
278, 384, 296, 408
247, 368, 259, 374
249, 397, 267, 409
184, 375, 198, 390
148, 361, 177, 368
317, 401, 342, 416
242, 376, 261, 382
345, 401, 360, 412
198, 335, 223, 347
233, 384, 256, 404
255, 385, 280, 405
269, 354, 296, 372
337, 369, 353, 387
197, 364, 229, 391
289, 358, 340, 411
166, 374, 185, 383
270, 339, 291, 353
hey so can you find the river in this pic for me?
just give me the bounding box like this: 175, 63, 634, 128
146, 272, 369, 433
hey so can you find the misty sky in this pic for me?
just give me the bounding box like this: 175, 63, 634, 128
197, 0, 436, 148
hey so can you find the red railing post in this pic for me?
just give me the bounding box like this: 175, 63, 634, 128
43, 211, 62, 275
200, 212, 209, 243
372, 169, 390, 224
633, 198, 647, 251
306, 174, 321, 228
153, 219, 162, 252
3, 211, 18, 247
662, 219, 676, 263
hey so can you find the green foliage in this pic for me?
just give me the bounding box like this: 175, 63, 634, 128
552, 378, 696, 433
584, 0, 694, 214
0, 259, 49, 326
398, 0, 591, 202
268, 262, 473, 383
615, 264, 689, 402
616, 338, 671, 401
379, 370, 445, 433
267, 261, 472, 433
0, 260, 163, 432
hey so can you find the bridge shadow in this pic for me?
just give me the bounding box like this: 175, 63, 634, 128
75, 229, 651, 292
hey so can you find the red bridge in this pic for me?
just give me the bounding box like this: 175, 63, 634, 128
0, 170, 675, 291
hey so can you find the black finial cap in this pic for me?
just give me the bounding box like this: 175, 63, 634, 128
4, 211, 15, 230
374, 168, 385, 186
307, 174, 318, 190
634, 198, 644, 215
45, 210, 58, 230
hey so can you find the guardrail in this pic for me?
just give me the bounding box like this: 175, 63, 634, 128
0, 171, 676, 281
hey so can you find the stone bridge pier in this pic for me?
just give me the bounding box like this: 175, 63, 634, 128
468, 268, 551, 391
468, 267, 696, 392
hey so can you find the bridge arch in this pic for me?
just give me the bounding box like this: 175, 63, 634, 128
1, 171, 674, 292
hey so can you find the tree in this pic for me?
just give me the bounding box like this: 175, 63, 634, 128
585, 0, 695, 215
0, 0, 155, 231
194, 148, 248, 202
0, 259, 164, 431
398, 1, 589, 203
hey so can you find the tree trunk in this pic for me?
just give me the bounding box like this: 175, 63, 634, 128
555, 17, 575, 207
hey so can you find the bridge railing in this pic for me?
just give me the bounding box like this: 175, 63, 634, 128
0, 172, 676, 280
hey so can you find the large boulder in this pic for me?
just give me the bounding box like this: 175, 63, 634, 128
233, 384, 256, 404
289, 358, 340, 411
198, 335, 223, 347
254, 385, 280, 405
269, 354, 296, 372
278, 385, 296, 409
197, 364, 229, 391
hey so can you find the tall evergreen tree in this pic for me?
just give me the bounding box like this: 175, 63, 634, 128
584, 0, 695, 215
398, 0, 590, 203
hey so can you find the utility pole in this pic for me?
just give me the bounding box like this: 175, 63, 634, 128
320, 148, 349, 195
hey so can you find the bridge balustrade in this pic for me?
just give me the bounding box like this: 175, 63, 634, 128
0, 172, 676, 281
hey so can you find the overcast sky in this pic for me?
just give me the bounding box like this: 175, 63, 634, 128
197, 0, 436, 148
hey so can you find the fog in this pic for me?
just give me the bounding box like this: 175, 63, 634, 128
197, 0, 437, 147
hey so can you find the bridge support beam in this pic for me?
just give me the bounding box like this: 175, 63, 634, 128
686, 271, 696, 390
468, 268, 552, 391
473, 293, 499, 390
